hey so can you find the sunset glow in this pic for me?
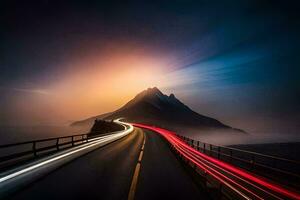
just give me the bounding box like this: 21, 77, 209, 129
3, 50, 169, 125
0, 2, 299, 200
1, 1, 299, 135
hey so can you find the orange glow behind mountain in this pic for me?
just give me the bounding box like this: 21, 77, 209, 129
7, 51, 169, 125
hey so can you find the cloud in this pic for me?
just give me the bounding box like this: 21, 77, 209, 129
159, 48, 266, 90
12, 88, 50, 95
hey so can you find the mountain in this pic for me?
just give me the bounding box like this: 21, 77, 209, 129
71, 112, 113, 127
71, 87, 244, 133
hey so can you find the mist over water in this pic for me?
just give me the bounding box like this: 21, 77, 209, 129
173, 126, 300, 146
1, 120, 299, 147
172, 126, 300, 160
0, 125, 90, 145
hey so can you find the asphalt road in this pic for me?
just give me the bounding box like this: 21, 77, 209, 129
135, 129, 209, 200
134, 124, 300, 200
7, 128, 210, 200
8, 128, 143, 200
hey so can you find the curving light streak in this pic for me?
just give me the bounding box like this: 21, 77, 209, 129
176, 144, 252, 199
0, 119, 133, 184
162, 132, 283, 200
158, 130, 260, 199
174, 142, 264, 200
175, 140, 282, 199
133, 123, 300, 200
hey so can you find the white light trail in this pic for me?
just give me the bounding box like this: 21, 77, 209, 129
0, 119, 133, 184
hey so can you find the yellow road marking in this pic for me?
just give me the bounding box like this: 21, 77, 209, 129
138, 150, 144, 162
128, 129, 146, 200
128, 163, 141, 200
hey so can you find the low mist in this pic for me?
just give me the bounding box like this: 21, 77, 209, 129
171, 126, 300, 146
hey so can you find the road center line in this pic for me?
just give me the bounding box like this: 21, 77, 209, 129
138, 151, 144, 163
128, 129, 146, 200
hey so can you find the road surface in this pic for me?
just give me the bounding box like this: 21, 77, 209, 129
133, 123, 300, 200
6, 128, 209, 200
135, 129, 209, 200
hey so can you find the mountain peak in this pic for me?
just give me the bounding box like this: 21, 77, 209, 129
134, 87, 164, 100
169, 93, 175, 99
72, 87, 244, 134
145, 87, 163, 96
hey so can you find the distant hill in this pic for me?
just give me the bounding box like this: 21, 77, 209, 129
71, 112, 113, 127
89, 119, 124, 136
71, 87, 244, 133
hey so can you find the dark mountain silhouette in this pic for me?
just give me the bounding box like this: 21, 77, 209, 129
89, 119, 124, 136
71, 112, 113, 127
71, 87, 244, 133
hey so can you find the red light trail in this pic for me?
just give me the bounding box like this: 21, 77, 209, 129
133, 123, 300, 200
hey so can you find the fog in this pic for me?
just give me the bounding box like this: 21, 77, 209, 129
172, 126, 300, 146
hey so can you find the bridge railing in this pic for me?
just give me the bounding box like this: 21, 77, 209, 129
0, 130, 123, 172
0, 133, 91, 170
0, 119, 129, 172
176, 134, 300, 190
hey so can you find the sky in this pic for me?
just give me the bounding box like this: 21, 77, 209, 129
1, 0, 299, 134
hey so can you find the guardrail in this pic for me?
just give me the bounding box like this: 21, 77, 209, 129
0, 119, 134, 199
176, 134, 300, 190
0, 131, 123, 171
133, 123, 300, 199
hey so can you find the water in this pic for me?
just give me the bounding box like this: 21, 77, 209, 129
176, 128, 300, 146
0, 125, 90, 145
231, 142, 300, 161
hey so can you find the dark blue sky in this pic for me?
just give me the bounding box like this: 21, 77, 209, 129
1, 0, 299, 133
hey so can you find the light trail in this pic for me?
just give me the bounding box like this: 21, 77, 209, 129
162, 131, 283, 199
174, 138, 282, 199
175, 141, 265, 199
149, 126, 258, 199
176, 143, 252, 200
0, 119, 133, 184
159, 130, 262, 199
133, 123, 300, 200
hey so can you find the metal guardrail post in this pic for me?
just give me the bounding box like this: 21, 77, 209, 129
56, 138, 59, 151
72, 136, 74, 146
251, 155, 255, 170
218, 146, 220, 159
33, 141, 37, 157
203, 143, 206, 153
210, 144, 212, 156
